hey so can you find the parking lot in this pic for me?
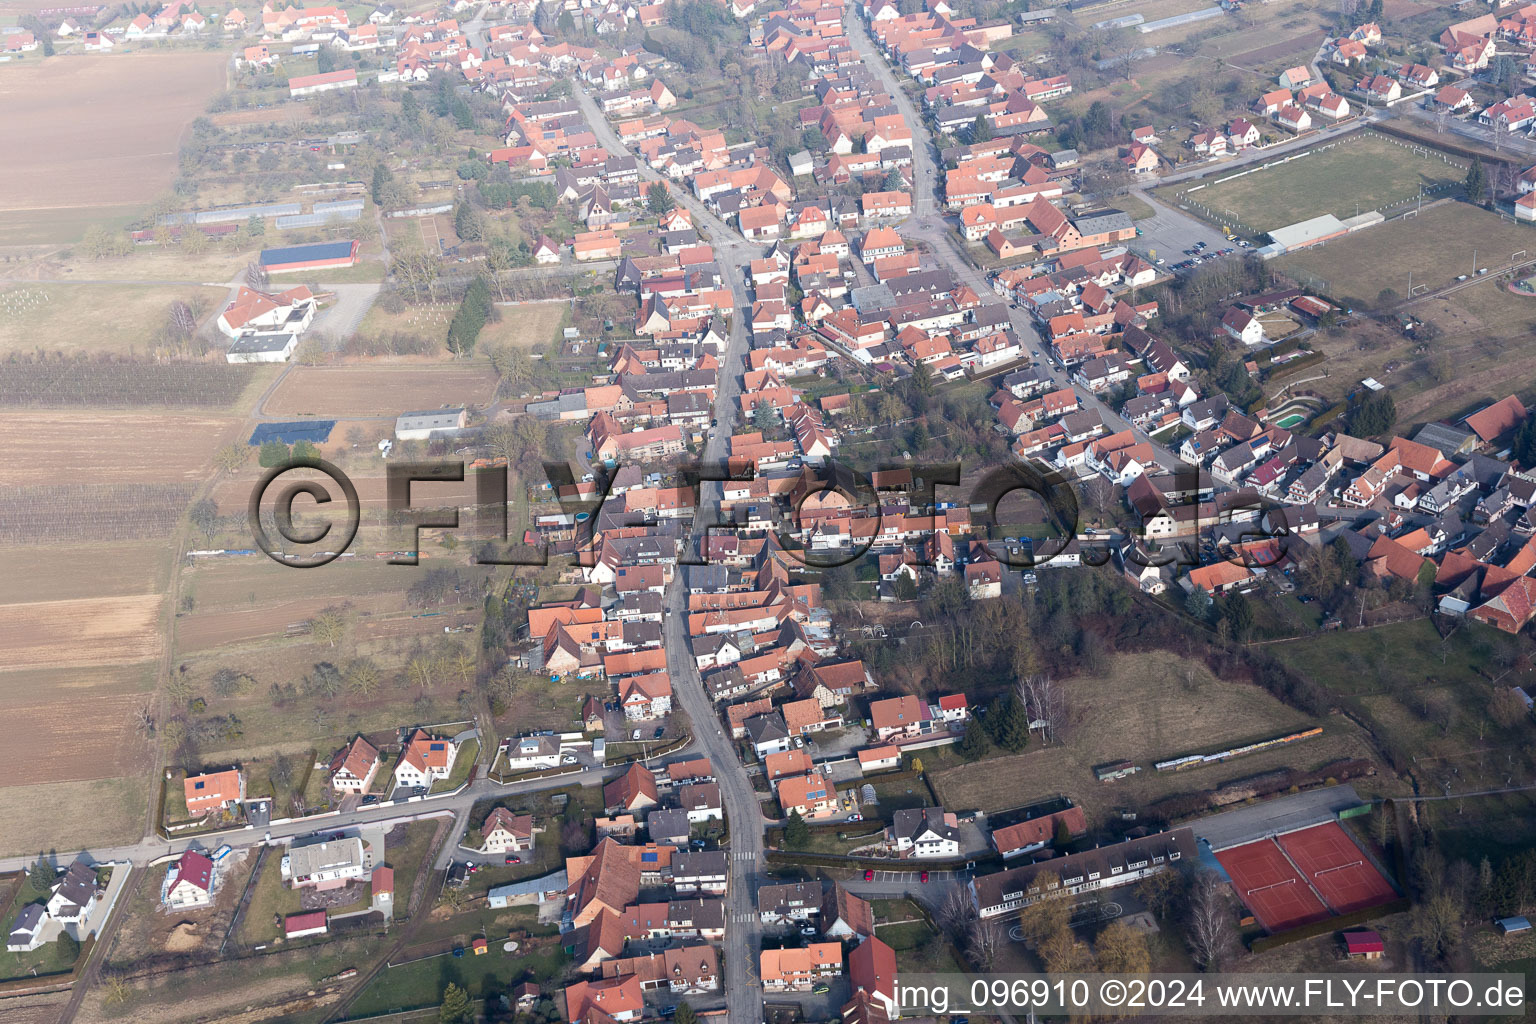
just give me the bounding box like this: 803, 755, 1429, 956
1127, 190, 1234, 272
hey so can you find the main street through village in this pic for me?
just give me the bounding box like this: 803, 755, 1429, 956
575, 75, 773, 1024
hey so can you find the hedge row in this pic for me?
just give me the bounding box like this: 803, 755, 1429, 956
1247, 897, 1410, 953
1307, 401, 1348, 434
1265, 351, 1327, 382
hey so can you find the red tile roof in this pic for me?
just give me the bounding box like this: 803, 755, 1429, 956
1465, 395, 1526, 443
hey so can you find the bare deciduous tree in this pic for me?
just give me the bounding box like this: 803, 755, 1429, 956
310, 607, 347, 648
1187, 871, 1237, 971
1017, 674, 1070, 745
966, 916, 1005, 971
167, 300, 196, 339
939, 886, 976, 934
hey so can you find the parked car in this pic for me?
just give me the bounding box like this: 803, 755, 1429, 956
920, 870, 930, 883
865, 869, 875, 881
632, 729, 641, 740
505, 855, 520, 864
653, 726, 664, 739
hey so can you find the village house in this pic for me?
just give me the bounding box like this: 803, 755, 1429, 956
282, 836, 366, 891
184, 768, 245, 816
887, 806, 961, 858
393, 729, 459, 791
480, 807, 539, 854
777, 770, 839, 819
760, 943, 843, 992
328, 736, 382, 795
163, 850, 216, 909
869, 694, 930, 740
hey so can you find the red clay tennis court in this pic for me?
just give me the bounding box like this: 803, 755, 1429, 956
1215, 839, 1330, 933
1278, 821, 1397, 915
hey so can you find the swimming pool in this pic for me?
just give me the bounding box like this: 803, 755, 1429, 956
1276, 414, 1306, 428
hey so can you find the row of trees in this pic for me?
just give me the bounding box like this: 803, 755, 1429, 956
447, 276, 494, 356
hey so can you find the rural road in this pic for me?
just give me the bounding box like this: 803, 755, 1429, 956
0, 742, 697, 878
1150, 110, 1378, 188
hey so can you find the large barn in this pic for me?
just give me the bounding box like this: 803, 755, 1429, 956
258, 240, 360, 274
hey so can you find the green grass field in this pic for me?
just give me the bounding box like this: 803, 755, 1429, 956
1278, 201, 1534, 302
1165, 133, 1465, 233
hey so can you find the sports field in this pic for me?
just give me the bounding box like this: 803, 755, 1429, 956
1216, 821, 1398, 933
1278, 201, 1534, 301
1166, 133, 1465, 234
1278, 821, 1398, 914
1215, 837, 1329, 933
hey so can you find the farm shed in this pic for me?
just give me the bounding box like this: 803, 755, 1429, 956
1342, 930, 1384, 959
1497, 916, 1531, 935
258, 240, 360, 274
487, 869, 568, 908
395, 408, 467, 440
227, 332, 301, 363
284, 910, 329, 938
289, 69, 358, 97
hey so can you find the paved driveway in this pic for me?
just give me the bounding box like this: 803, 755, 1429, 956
311, 282, 381, 345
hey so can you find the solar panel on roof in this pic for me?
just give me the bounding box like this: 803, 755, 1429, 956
249, 420, 336, 445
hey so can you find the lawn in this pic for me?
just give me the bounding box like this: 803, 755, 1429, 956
354, 299, 454, 348
868, 778, 932, 817
479, 301, 569, 351
432, 738, 479, 794
492, 674, 603, 738
383, 820, 446, 921
306, 260, 387, 284
1162, 132, 1466, 234
872, 899, 965, 975
237, 850, 304, 946
346, 907, 569, 1018
1273, 203, 1536, 423
0, 283, 230, 356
